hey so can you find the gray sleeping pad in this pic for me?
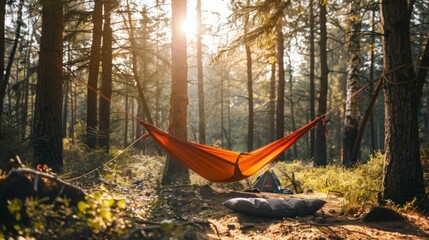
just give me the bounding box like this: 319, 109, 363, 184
223, 197, 326, 218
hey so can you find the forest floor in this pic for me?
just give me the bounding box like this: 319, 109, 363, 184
83, 179, 429, 240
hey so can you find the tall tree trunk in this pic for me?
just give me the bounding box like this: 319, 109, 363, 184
309, 0, 315, 159
245, 44, 254, 151
63, 42, 72, 139
161, 0, 190, 185
0, 0, 4, 128
314, 2, 328, 167
98, 0, 113, 152
342, 0, 362, 167
70, 82, 76, 143
287, 56, 297, 158
380, 0, 425, 204
135, 101, 144, 149
86, 0, 103, 149
125, 0, 153, 126
0, 0, 23, 123
62, 78, 69, 138
220, 73, 224, 148
354, 78, 383, 161
31, 0, 64, 172
21, 34, 34, 140
276, 22, 285, 160
244, 0, 254, 151
368, 8, 376, 151
196, 0, 206, 144
123, 93, 129, 148
226, 74, 232, 150
269, 61, 276, 143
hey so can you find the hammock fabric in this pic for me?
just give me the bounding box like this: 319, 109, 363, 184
140, 115, 325, 183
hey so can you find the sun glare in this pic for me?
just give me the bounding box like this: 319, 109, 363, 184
181, 17, 197, 38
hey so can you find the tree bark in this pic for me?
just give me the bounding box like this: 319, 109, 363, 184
0, 0, 4, 127
309, 0, 316, 160
269, 61, 276, 143
245, 0, 254, 151
342, 0, 362, 167
368, 7, 377, 151
380, 0, 425, 204
276, 22, 285, 161
98, 0, 113, 152
287, 54, 297, 158
161, 0, 190, 185
31, 0, 64, 172
0, 0, 23, 124
125, 0, 154, 126
21, 32, 34, 140
86, 0, 103, 149
353, 79, 383, 160
220, 73, 225, 148
314, 2, 328, 167
123, 93, 129, 147
196, 0, 206, 144
245, 44, 254, 151
62, 77, 69, 138
70, 82, 76, 143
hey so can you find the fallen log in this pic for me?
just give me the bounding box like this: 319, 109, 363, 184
0, 168, 87, 232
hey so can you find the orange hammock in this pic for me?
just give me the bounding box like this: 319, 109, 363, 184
140, 115, 325, 183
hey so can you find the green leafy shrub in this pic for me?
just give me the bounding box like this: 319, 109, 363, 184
0, 190, 129, 239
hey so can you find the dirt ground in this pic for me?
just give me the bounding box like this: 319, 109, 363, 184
131, 184, 429, 240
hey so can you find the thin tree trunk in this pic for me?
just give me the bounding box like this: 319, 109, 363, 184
309, 0, 315, 160
155, 42, 160, 127
63, 42, 73, 139
62, 78, 69, 138
135, 100, 143, 149
227, 74, 232, 150
368, 8, 376, 151
31, 0, 64, 172
221, 73, 224, 148
196, 0, 206, 144
125, 0, 154, 126
342, 0, 362, 167
0, 0, 23, 122
0, 0, 4, 128
131, 99, 135, 143
14, 67, 21, 124
269, 61, 276, 143
353, 79, 383, 160
70, 82, 76, 143
314, 2, 328, 167
21, 33, 33, 140
413, 33, 429, 149
380, 0, 425, 204
245, 44, 254, 151
244, 0, 253, 151
161, 0, 190, 185
276, 22, 285, 161
98, 0, 113, 152
124, 93, 129, 148
287, 58, 297, 158
86, 0, 103, 149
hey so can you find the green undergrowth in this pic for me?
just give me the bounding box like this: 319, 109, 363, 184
0, 190, 129, 239
273, 151, 385, 214
4, 141, 429, 238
